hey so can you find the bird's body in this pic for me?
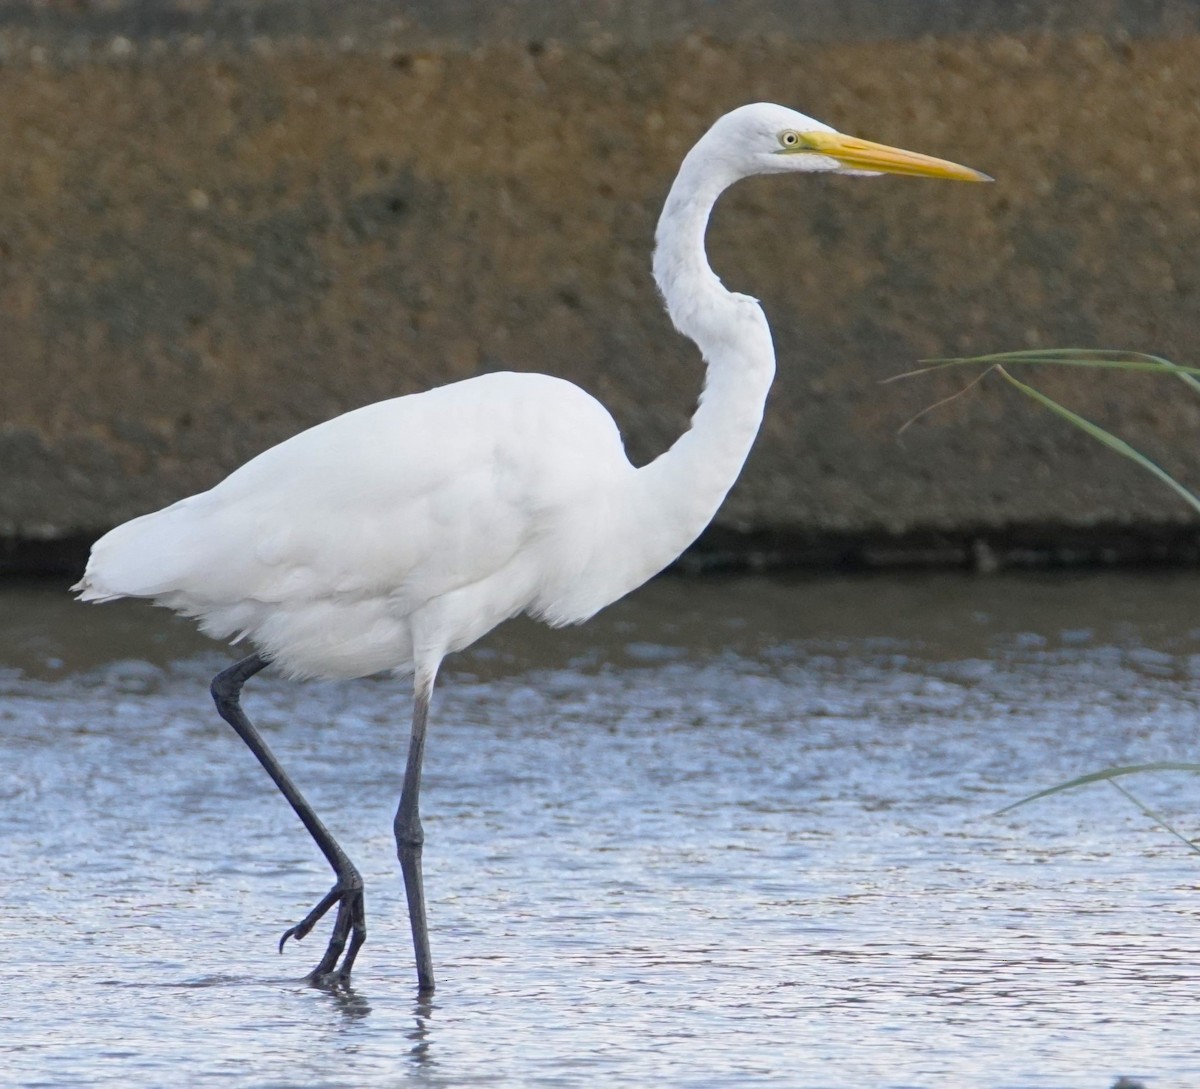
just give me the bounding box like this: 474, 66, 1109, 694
75, 102, 987, 991
82, 372, 645, 679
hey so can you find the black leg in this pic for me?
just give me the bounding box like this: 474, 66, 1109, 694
211, 653, 366, 986
395, 672, 436, 992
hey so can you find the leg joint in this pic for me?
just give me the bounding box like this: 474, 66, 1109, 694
394, 814, 425, 851
211, 654, 268, 706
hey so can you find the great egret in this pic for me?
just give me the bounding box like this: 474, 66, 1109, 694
74, 102, 987, 991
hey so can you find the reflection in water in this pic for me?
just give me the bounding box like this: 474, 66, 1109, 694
407, 995, 435, 1070
2, 571, 1199, 1087
325, 982, 372, 1023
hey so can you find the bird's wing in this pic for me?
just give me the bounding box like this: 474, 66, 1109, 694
80, 372, 631, 619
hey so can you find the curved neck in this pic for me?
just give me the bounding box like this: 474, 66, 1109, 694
631, 149, 777, 575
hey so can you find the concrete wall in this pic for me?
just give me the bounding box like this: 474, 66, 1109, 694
4, 1, 1200, 573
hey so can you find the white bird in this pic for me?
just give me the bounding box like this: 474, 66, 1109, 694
74, 103, 988, 992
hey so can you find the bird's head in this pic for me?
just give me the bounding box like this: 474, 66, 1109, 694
703, 102, 990, 184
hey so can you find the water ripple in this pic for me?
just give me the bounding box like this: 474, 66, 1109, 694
2, 571, 1198, 1087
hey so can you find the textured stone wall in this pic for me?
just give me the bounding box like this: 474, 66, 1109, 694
3, 1, 1200, 572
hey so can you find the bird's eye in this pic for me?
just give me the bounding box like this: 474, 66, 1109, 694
778, 130, 801, 148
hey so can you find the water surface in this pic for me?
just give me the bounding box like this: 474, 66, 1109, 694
2, 571, 1198, 1087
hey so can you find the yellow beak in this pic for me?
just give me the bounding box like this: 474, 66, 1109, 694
787, 131, 991, 182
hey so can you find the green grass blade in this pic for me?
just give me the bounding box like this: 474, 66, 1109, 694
930, 349, 1189, 369
1107, 779, 1200, 857
886, 349, 1200, 384
995, 366, 1200, 517
996, 348, 1200, 396
1156, 356, 1200, 398
994, 761, 1200, 815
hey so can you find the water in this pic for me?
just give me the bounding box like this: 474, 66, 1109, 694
2, 570, 1198, 1088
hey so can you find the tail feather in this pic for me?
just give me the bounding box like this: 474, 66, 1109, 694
72, 574, 123, 603
74, 496, 207, 604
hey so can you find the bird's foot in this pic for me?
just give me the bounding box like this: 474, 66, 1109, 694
279, 874, 366, 987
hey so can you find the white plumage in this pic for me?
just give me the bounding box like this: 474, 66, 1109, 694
80, 372, 646, 678
75, 103, 987, 991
